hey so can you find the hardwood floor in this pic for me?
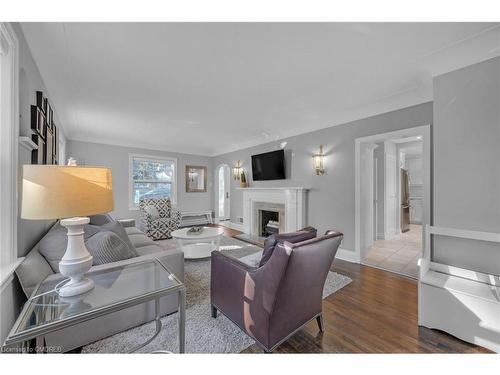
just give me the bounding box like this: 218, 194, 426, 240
211, 224, 491, 353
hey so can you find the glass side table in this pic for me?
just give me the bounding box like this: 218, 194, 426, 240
3, 258, 185, 353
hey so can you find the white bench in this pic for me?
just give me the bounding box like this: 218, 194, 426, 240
419, 225, 500, 353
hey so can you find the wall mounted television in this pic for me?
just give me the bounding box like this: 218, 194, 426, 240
251, 149, 286, 181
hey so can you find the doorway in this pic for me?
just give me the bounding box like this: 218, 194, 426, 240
355, 125, 430, 278
215, 164, 230, 221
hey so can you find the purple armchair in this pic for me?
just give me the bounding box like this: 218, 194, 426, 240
210, 230, 343, 352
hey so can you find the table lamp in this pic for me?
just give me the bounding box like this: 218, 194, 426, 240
21, 165, 113, 297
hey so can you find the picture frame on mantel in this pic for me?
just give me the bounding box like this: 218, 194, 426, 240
185, 165, 207, 193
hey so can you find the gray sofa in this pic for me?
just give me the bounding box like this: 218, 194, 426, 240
15, 214, 184, 352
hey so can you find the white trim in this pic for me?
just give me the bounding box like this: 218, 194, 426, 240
335, 248, 359, 263
0, 22, 19, 283
0, 258, 24, 291
218, 221, 244, 232
428, 225, 500, 243
429, 261, 500, 287
236, 187, 309, 191
424, 224, 500, 286
18, 136, 38, 151
355, 124, 431, 264
128, 153, 178, 209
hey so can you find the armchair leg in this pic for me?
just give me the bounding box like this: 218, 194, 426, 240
316, 314, 324, 332
211, 305, 218, 318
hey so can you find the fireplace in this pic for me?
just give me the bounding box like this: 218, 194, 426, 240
252, 201, 285, 237
240, 187, 309, 236
259, 209, 280, 237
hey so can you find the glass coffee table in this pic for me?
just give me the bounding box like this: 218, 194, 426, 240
3, 258, 185, 353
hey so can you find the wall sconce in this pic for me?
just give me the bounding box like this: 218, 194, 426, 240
233, 160, 242, 180
313, 145, 325, 175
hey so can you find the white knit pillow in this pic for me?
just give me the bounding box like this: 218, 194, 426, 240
144, 205, 160, 219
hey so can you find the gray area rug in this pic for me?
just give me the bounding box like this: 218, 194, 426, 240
82, 236, 352, 353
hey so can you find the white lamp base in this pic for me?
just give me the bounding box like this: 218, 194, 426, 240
58, 277, 94, 297
58, 217, 95, 297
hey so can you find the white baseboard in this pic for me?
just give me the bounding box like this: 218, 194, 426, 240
335, 248, 359, 263
218, 221, 244, 232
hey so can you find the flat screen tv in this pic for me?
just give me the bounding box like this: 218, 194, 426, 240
251, 149, 286, 181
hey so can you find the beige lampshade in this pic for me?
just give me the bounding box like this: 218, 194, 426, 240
21, 165, 114, 220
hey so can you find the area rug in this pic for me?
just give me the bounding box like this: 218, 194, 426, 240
82, 236, 352, 353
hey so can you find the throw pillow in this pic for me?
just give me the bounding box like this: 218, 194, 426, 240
259, 226, 318, 267
144, 205, 160, 220
85, 230, 137, 265
100, 222, 138, 256
38, 222, 101, 273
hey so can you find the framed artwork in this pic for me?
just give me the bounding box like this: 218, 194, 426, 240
45, 126, 54, 165
30, 105, 45, 138
185, 165, 207, 192
31, 91, 58, 165
31, 134, 46, 165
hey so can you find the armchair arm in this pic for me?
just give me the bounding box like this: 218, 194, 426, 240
171, 208, 181, 226
210, 244, 291, 348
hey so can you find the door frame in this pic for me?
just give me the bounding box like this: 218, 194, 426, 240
214, 164, 231, 221
355, 124, 431, 264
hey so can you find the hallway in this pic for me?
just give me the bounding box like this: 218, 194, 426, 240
363, 224, 422, 278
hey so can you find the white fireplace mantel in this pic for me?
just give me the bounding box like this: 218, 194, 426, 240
236, 187, 309, 191
239, 187, 309, 235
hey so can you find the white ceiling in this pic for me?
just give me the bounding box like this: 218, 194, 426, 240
21, 23, 500, 156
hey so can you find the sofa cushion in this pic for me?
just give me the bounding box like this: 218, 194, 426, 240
259, 226, 317, 267
125, 227, 144, 236
89, 213, 114, 226
128, 233, 156, 249
134, 244, 166, 257
85, 230, 137, 265
38, 222, 139, 272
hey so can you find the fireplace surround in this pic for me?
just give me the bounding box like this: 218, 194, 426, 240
238, 187, 309, 236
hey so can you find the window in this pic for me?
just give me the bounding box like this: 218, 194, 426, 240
0, 23, 19, 284
129, 154, 177, 209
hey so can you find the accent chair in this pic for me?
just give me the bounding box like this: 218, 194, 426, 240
139, 198, 181, 240
210, 230, 343, 352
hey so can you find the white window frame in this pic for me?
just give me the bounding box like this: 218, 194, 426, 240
0, 22, 21, 288
128, 153, 178, 210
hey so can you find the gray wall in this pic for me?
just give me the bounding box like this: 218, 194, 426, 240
67, 140, 213, 221
212, 102, 433, 252
433, 57, 500, 276
1, 23, 60, 343
15, 21, 61, 258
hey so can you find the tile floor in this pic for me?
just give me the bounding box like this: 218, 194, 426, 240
362, 224, 422, 278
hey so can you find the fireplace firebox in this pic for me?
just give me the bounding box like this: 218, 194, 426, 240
259, 209, 280, 237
